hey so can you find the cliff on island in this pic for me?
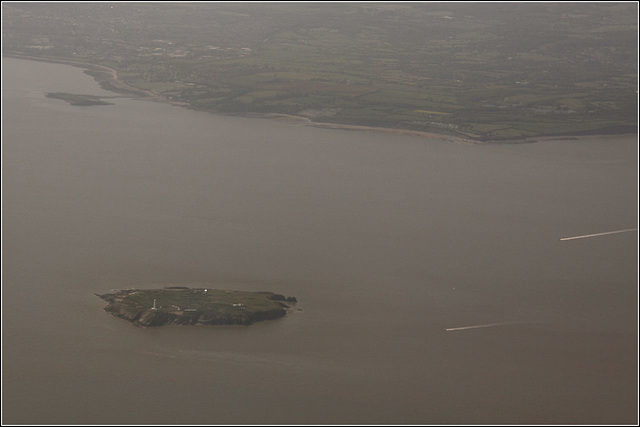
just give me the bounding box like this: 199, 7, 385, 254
96, 287, 297, 327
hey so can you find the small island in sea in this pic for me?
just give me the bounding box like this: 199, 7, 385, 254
46, 92, 114, 106
96, 287, 298, 327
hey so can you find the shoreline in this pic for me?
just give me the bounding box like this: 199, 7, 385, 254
4, 53, 156, 98
4, 53, 636, 145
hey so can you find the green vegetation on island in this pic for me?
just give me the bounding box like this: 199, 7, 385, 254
46, 92, 113, 106
97, 287, 298, 327
4, 3, 637, 141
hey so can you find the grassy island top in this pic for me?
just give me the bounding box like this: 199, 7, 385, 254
122, 288, 292, 312
97, 287, 297, 327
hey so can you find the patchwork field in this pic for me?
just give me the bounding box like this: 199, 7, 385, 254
4, 3, 637, 140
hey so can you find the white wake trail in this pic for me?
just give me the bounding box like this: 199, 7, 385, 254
560, 228, 637, 241
445, 322, 516, 332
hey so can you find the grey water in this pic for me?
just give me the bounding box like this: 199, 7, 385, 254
2, 57, 637, 424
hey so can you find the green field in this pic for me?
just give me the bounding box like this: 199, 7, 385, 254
120, 288, 286, 315
4, 3, 637, 140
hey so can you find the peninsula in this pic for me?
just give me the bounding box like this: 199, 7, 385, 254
96, 287, 297, 327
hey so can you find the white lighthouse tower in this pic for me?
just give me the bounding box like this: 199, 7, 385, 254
152, 299, 158, 310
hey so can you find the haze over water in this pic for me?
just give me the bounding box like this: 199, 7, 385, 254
2, 58, 637, 424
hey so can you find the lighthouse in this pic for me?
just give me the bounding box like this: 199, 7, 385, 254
152, 299, 158, 310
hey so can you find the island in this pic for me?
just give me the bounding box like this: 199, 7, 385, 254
96, 287, 298, 327
46, 92, 114, 106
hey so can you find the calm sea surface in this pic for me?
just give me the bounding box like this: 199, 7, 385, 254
2, 57, 637, 424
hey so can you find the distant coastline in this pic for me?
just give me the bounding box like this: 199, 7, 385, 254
4, 53, 636, 145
